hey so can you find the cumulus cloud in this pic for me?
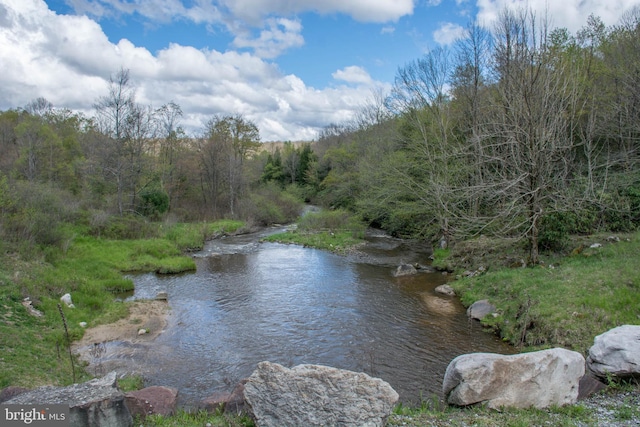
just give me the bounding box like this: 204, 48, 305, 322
475, 0, 640, 32
58, 1, 416, 65
217, 0, 415, 24
64, 0, 414, 25
232, 18, 304, 59
0, 0, 383, 141
332, 66, 374, 85
433, 22, 465, 45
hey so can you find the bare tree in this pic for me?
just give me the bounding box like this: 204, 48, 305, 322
155, 102, 184, 210
480, 8, 582, 263
93, 68, 136, 214
387, 47, 465, 247
198, 114, 260, 217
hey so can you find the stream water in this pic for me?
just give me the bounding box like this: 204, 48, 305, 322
119, 228, 514, 406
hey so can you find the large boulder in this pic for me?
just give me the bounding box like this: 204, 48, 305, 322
443, 348, 584, 409
124, 386, 178, 418
466, 299, 496, 321
244, 362, 398, 427
3, 372, 132, 427
587, 325, 640, 380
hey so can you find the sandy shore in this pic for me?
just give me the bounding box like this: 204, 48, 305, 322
74, 300, 170, 347
72, 300, 170, 376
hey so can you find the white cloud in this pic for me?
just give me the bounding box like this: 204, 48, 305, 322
63, 0, 415, 25
232, 18, 304, 59
0, 0, 384, 141
332, 66, 374, 85
219, 0, 415, 24
381, 25, 395, 34
433, 22, 465, 45
57, 1, 415, 60
475, 0, 640, 33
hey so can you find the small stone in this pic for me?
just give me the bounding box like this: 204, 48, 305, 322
60, 293, 73, 306
138, 329, 147, 335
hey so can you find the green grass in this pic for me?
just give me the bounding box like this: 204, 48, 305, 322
138, 410, 254, 427
263, 230, 364, 253
450, 231, 640, 353
0, 219, 244, 389
388, 402, 594, 427
263, 209, 366, 253
161, 220, 244, 251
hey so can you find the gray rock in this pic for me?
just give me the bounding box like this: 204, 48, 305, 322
125, 386, 177, 418
244, 362, 398, 427
443, 348, 584, 409
4, 372, 132, 427
60, 293, 73, 307
394, 264, 417, 277
587, 324, 640, 380
155, 292, 168, 301
466, 299, 496, 320
435, 284, 455, 296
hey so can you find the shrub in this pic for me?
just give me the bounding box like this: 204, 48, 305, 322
242, 183, 303, 226
97, 215, 158, 240
298, 209, 366, 238
139, 189, 169, 220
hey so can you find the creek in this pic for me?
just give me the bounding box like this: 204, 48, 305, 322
122, 227, 514, 406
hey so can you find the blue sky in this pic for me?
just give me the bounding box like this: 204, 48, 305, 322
1, 0, 639, 140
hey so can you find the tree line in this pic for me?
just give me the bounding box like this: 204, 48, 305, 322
0, 68, 318, 251
1, 7, 639, 264
313, 8, 640, 263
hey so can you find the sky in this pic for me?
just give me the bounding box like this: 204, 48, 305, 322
1, 0, 640, 141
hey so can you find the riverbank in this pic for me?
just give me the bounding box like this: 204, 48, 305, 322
3, 225, 639, 426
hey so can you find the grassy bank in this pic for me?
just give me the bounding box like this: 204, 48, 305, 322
436, 231, 640, 354
0, 220, 243, 389
263, 209, 366, 253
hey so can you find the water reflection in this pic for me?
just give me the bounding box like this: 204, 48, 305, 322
126, 232, 514, 406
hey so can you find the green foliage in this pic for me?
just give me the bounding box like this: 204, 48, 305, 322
242, 183, 303, 226
90, 214, 158, 240
298, 209, 365, 237
139, 188, 170, 220
538, 210, 596, 251
161, 220, 244, 251
451, 231, 640, 352
117, 374, 145, 392
265, 208, 366, 253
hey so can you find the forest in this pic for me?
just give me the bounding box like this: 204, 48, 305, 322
1, 8, 639, 265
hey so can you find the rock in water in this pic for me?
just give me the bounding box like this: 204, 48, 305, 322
435, 284, 455, 296
244, 362, 398, 427
394, 264, 417, 277
587, 324, 640, 380
443, 348, 584, 409
4, 372, 132, 427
